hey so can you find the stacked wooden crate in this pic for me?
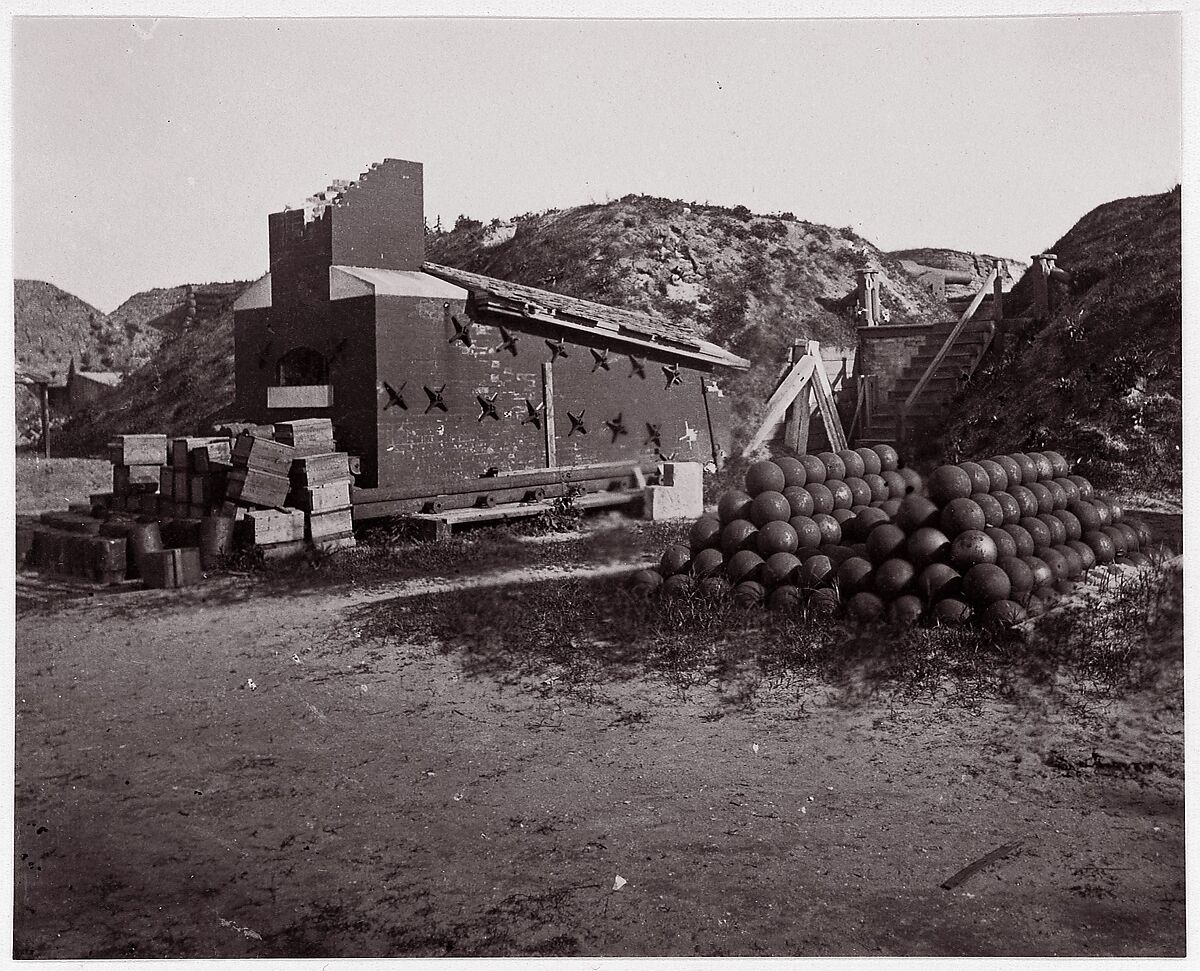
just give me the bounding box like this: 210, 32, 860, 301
160, 436, 232, 516
107, 434, 167, 513
277, 419, 356, 551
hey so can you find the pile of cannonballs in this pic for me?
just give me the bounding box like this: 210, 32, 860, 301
630, 445, 1156, 628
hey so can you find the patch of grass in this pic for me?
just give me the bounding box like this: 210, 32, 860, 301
14, 455, 112, 513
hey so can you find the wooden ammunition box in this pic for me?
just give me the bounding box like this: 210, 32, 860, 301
108, 434, 168, 467
113, 465, 161, 494
289, 452, 351, 487
191, 439, 233, 472
225, 467, 291, 508
140, 547, 203, 588
231, 433, 295, 475
159, 467, 175, 498
307, 508, 355, 541
242, 508, 306, 546
289, 480, 352, 514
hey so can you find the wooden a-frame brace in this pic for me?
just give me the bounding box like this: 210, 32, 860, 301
742, 340, 847, 457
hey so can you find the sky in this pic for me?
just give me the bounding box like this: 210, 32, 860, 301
10, 11, 1184, 313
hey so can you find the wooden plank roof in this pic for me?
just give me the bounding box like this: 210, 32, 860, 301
422, 261, 747, 369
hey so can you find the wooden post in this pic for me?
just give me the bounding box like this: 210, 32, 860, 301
39, 382, 50, 458
992, 261, 1005, 322
785, 385, 811, 453
541, 362, 556, 468
855, 269, 879, 327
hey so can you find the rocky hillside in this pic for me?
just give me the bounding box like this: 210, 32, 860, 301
889, 248, 1029, 297
55, 284, 248, 454
936, 187, 1181, 490
429, 196, 948, 440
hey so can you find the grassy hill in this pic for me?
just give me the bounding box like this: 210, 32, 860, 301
428, 197, 948, 442
935, 187, 1181, 490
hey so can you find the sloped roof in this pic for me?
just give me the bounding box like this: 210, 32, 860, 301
75, 371, 122, 386
422, 261, 747, 369
15, 366, 55, 386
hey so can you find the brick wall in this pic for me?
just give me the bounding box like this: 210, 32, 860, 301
855, 324, 932, 403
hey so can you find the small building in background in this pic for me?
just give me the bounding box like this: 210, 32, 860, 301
48, 359, 122, 415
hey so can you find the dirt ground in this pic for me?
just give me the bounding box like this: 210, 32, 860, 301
12, 531, 1185, 958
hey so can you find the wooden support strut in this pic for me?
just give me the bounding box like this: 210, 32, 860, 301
742, 340, 847, 457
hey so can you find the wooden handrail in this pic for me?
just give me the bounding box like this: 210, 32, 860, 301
898, 265, 998, 443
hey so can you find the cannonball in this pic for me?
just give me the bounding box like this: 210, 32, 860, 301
1043, 450, 1070, 476
959, 461, 992, 495
1037, 513, 1068, 548
1127, 518, 1152, 549
984, 527, 1019, 561
1025, 481, 1054, 515
831, 508, 857, 529
691, 547, 726, 578
1010, 453, 1040, 484
1023, 452, 1052, 481
996, 556, 1035, 596
797, 554, 835, 589
934, 598, 972, 625
1067, 498, 1102, 531
879, 498, 902, 518
789, 515, 823, 550
992, 491, 1022, 525
1042, 479, 1068, 510
1067, 474, 1094, 500
768, 585, 805, 612
1103, 496, 1124, 524
750, 490, 792, 527
689, 515, 722, 554
823, 545, 857, 568
808, 587, 841, 618
918, 562, 963, 602
727, 549, 765, 584
662, 574, 696, 598
1090, 499, 1113, 527
950, 529, 998, 569
697, 576, 731, 600
855, 447, 883, 476
963, 563, 1012, 605
1050, 509, 1083, 542
762, 551, 802, 587
1066, 539, 1097, 573
1052, 543, 1084, 579
798, 454, 827, 484
817, 451, 847, 482
849, 506, 891, 541
629, 569, 663, 597
848, 591, 886, 623
812, 513, 843, 547
872, 443, 900, 472
720, 519, 758, 556
866, 523, 907, 564
836, 449, 866, 480
757, 520, 799, 557
1038, 547, 1070, 582
828, 480, 855, 511
1114, 522, 1140, 552
805, 482, 835, 516
774, 456, 807, 489
660, 544, 692, 577
990, 454, 1023, 487
1018, 516, 1052, 551
897, 467, 923, 496
906, 527, 951, 569
1100, 525, 1129, 557
784, 486, 815, 518
863, 474, 889, 503
745, 460, 786, 497
881, 470, 907, 499
928, 464, 973, 504
985, 600, 1027, 629
896, 494, 940, 532
889, 595, 924, 626
1053, 476, 1080, 503
1001, 523, 1036, 558
732, 581, 766, 607
1021, 556, 1054, 589
837, 555, 875, 595
969, 492, 1008, 530
844, 477, 873, 508
1009, 485, 1039, 519
1053, 578, 1077, 597
978, 459, 1009, 492
874, 557, 917, 599
718, 490, 753, 524
941, 497, 987, 536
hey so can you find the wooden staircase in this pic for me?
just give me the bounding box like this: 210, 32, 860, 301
856, 317, 997, 448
